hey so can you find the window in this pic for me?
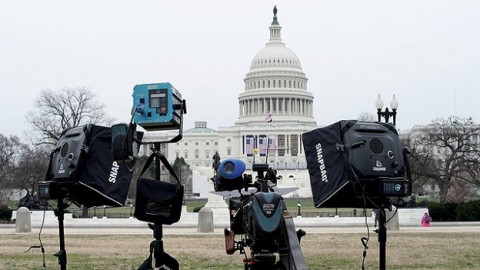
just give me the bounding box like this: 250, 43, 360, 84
195, 149, 199, 159
206, 142, 209, 146
227, 148, 231, 156
184, 142, 188, 146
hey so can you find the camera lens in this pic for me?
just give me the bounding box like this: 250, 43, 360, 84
224, 161, 235, 174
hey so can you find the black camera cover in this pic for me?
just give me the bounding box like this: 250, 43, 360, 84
302, 120, 410, 208
47, 124, 135, 207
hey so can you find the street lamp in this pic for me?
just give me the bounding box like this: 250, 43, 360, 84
375, 94, 398, 126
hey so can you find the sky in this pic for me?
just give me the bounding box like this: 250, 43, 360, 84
1, 0, 480, 139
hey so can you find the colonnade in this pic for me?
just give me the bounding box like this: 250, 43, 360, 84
239, 97, 313, 117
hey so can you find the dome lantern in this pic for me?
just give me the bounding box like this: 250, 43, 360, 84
269, 5, 283, 44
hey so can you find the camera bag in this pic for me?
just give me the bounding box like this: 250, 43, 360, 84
134, 151, 184, 225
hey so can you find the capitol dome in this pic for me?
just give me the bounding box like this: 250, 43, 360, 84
236, 6, 316, 127
250, 45, 302, 70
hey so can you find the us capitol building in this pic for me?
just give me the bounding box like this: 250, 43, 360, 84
144, 7, 317, 197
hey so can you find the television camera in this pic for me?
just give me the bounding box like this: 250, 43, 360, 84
213, 158, 308, 270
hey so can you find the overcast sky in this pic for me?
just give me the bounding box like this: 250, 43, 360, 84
1, 1, 479, 139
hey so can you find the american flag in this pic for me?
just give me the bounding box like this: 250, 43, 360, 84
265, 113, 272, 123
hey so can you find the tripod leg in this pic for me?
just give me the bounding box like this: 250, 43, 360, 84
378, 209, 387, 270
54, 199, 67, 270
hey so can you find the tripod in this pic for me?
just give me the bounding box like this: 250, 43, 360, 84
151, 142, 178, 269
137, 142, 180, 270
53, 197, 68, 270
375, 203, 390, 270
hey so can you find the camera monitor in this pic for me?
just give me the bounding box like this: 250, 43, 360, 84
302, 120, 411, 208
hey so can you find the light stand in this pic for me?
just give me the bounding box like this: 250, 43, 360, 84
151, 142, 179, 269
376, 203, 389, 270
53, 197, 68, 270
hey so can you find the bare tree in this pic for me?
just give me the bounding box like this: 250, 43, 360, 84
26, 87, 113, 146
357, 111, 376, 122
409, 116, 480, 203
14, 145, 50, 197
0, 134, 23, 185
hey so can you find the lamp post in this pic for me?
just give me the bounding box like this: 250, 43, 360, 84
375, 94, 398, 126
374, 94, 399, 270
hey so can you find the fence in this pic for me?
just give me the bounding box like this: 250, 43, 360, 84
293, 209, 369, 218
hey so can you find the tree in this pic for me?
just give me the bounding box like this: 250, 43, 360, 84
357, 112, 376, 122
0, 134, 23, 184
14, 145, 49, 197
409, 116, 480, 203
26, 87, 113, 146
0, 134, 24, 202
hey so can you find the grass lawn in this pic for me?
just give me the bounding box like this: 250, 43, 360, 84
1, 231, 479, 269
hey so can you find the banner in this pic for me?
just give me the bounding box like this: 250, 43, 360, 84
258, 135, 267, 156
245, 135, 255, 156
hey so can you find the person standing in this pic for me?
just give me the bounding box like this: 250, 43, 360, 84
421, 212, 432, 227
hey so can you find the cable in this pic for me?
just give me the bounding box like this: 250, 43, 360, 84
386, 204, 399, 224
25, 203, 50, 269
360, 185, 370, 270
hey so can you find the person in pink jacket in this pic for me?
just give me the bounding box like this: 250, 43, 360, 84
421, 212, 432, 227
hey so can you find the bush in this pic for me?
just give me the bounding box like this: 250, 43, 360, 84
0, 204, 12, 221
428, 200, 480, 221
456, 200, 480, 221
428, 201, 458, 221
